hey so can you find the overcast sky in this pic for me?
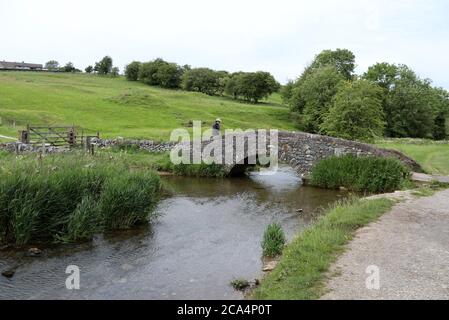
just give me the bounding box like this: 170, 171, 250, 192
1, 0, 448, 88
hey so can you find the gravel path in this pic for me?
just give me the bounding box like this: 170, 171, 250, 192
321, 189, 449, 300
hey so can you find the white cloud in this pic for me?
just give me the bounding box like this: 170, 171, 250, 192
1, 0, 448, 88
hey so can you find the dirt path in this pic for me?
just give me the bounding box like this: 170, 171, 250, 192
321, 189, 449, 300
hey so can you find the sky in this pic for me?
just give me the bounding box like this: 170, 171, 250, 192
1, 0, 448, 88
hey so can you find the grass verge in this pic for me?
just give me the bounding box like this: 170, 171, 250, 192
376, 138, 449, 175
252, 197, 394, 300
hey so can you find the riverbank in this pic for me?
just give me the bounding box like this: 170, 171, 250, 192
252, 183, 449, 300
252, 197, 395, 299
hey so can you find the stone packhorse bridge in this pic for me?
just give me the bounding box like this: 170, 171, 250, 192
181, 131, 423, 176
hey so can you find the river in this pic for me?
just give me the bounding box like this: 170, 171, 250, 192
0, 166, 345, 299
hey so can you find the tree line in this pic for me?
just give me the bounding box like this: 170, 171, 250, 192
281, 49, 449, 141
125, 59, 280, 103
45, 56, 120, 76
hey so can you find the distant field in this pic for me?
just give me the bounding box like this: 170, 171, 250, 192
376, 139, 449, 175
0, 71, 295, 141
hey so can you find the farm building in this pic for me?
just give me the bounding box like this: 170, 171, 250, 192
0, 60, 43, 70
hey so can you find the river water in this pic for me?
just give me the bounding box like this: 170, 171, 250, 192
0, 166, 345, 299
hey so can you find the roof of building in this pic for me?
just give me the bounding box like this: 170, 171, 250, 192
0, 61, 43, 69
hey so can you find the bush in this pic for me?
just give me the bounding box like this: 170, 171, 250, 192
309, 155, 411, 193
262, 223, 286, 257
0, 156, 161, 245
125, 61, 141, 81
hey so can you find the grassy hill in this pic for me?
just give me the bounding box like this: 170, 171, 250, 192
0, 71, 295, 141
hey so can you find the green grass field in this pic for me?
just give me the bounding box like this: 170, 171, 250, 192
0, 71, 295, 141
376, 139, 449, 175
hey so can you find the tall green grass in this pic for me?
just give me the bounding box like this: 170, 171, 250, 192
0, 154, 160, 245
262, 223, 286, 257
309, 155, 411, 193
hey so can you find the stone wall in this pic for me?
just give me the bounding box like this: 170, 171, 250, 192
276, 131, 423, 175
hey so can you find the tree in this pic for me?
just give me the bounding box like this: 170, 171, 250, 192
283, 49, 355, 113
308, 49, 356, 80
85, 65, 93, 73
45, 60, 59, 70
96, 56, 113, 75
139, 58, 183, 88
111, 67, 120, 77
280, 80, 295, 106
223, 72, 279, 103
125, 61, 141, 81
239, 72, 280, 103
155, 62, 183, 88
321, 80, 385, 142
364, 63, 437, 138
63, 62, 76, 72
182, 68, 222, 95
292, 66, 345, 132
429, 87, 449, 140
363, 62, 398, 90
224, 72, 244, 99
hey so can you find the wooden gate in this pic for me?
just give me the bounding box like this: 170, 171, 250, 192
18, 125, 90, 146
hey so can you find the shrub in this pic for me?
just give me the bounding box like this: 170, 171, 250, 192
0, 155, 161, 245
125, 61, 141, 81
309, 155, 411, 193
262, 223, 286, 257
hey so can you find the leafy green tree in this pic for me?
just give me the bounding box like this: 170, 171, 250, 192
283, 49, 355, 112
96, 56, 113, 75
321, 80, 385, 142
182, 68, 222, 95
363, 62, 398, 90
364, 64, 436, 138
308, 49, 356, 80
240, 72, 280, 103
111, 67, 120, 77
139, 58, 183, 88
85, 65, 93, 73
428, 87, 449, 140
63, 62, 76, 72
155, 62, 183, 88
280, 80, 295, 106
225, 72, 279, 103
224, 72, 244, 99
124, 61, 141, 81
45, 60, 59, 70
292, 66, 345, 132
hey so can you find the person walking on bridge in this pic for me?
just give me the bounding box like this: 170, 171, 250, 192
212, 118, 221, 137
